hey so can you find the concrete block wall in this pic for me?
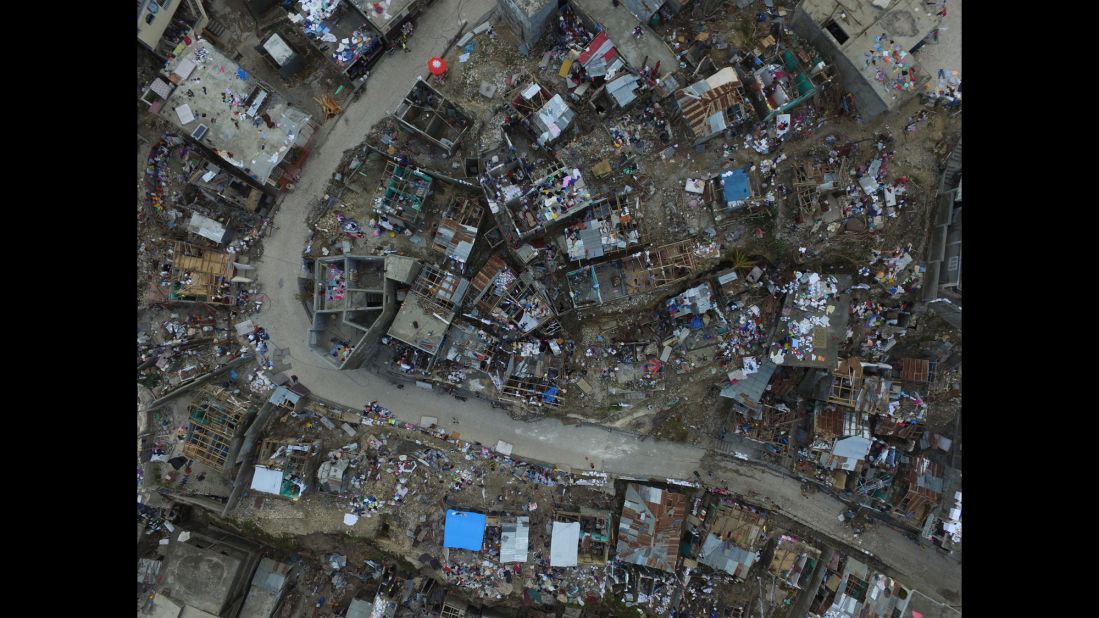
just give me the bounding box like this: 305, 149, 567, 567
497, 0, 558, 55
789, 7, 889, 121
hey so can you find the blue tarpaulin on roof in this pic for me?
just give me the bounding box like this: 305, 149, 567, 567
721, 168, 751, 204
444, 510, 486, 550
543, 386, 559, 404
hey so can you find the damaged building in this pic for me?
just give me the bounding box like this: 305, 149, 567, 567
394, 77, 475, 156
181, 385, 254, 474
431, 197, 485, 273
387, 264, 469, 357
375, 161, 435, 232
249, 437, 322, 502
310, 255, 395, 369
673, 67, 750, 146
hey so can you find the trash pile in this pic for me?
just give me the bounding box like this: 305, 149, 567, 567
144, 133, 183, 213
772, 272, 838, 364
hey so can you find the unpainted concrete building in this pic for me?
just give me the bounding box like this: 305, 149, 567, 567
156, 528, 263, 617
310, 255, 395, 369
394, 77, 475, 156
497, 0, 558, 55
790, 0, 941, 120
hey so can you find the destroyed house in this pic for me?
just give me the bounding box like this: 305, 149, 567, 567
288, 2, 382, 78
555, 508, 613, 565
510, 82, 576, 146
439, 319, 500, 374
189, 158, 271, 212
250, 437, 321, 501
674, 67, 750, 145
743, 37, 833, 122
617, 483, 687, 572
487, 276, 555, 335
792, 155, 850, 222
768, 535, 821, 589
818, 557, 913, 618
566, 239, 700, 308
154, 242, 250, 306
720, 359, 778, 415
395, 77, 473, 156
349, 0, 427, 40
791, 0, 937, 120
562, 192, 641, 261
698, 503, 765, 579
158, 43, 315, 190
770, 273, 851, 368
892, 456, 944, 523
497, 344, 567, 408
375, 161, 434, 232
310, 255, 393, 370
182, 386, 252, 472
506, 158, 594, 237
431, 197, 484, 271
387, 265, 468, 357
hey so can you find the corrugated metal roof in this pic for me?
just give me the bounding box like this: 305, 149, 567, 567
616, 483, 686, 572
720, 359, 778, 406
678, 81, 745, 139
500, 516, 529, 563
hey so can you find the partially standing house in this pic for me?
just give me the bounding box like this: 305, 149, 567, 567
697, 503, 766, 580
510, 82, 577, 147
250, 437, 322, 502
309, 255, 394, 369
182, 386, 254, 474
394, 77, 475, 156
673, 67, 750, 146
387, 264, 469, 358
431, 197, 484, 274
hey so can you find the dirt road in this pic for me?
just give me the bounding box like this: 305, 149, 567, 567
249, 0, 960, 607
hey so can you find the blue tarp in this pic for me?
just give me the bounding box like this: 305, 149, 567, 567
543, 386, 559, 404
443, 510, 486, 550
721, 168, 751, 205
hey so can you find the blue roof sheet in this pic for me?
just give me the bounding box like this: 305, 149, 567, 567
721, 168, 751, 204
444, 510, 486, 550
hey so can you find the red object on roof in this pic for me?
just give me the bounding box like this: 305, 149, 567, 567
578, 31, 616, 66
428, 57, 447, 76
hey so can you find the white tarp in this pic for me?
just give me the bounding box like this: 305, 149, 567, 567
550, 521, 580, 567
251, 466, 284, 495
262, 33, 295, 66
494, 440, 513, 456
175, 104, 195, 125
